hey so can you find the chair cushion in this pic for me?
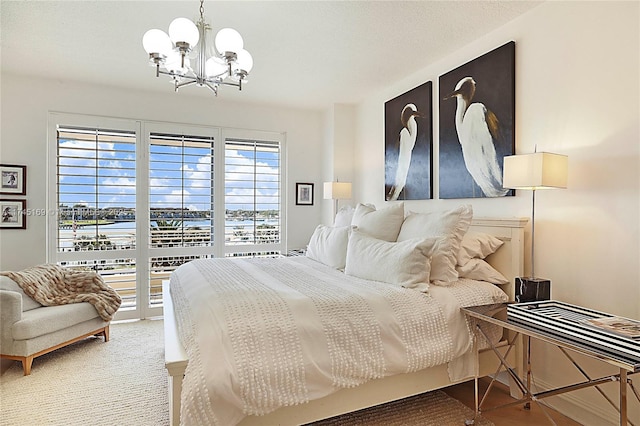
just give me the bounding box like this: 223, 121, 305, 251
0, 275, 42, 311
12, 302, 101, 340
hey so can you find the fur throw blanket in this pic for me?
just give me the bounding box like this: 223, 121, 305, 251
0, 264, 121, 321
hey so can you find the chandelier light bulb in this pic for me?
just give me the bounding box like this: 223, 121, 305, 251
215, 28, 243, 54
205, 57, 229, 78
165, 51, 190, 75
235, 49, 253, 73
142, 29, 172, 55
168, 17, 200, 47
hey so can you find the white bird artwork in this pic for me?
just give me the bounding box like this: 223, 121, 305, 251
387, 103, 424, 201
445, 77, 508, 197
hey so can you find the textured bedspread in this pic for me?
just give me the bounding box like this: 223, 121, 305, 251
170, 256, 507, 426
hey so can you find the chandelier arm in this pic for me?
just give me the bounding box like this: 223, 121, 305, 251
176, 79, 197, 89
218, 80, 241, 89
203, 82, 219, 95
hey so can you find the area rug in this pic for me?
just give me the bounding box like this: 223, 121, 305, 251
0, 319, 492, 426
310, 389, 492, 426
0, 319, 168, 426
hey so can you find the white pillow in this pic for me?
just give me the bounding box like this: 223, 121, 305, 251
397, 205, 473, 285
306, 225, 352, 269
456, 258, 509, 285
457, 232, 504, 265
351, 202, 404, 242
344, 230, 440, 292
334, 205, 355, 227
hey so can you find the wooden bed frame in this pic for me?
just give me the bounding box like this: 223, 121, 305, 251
163, 217, 527, 425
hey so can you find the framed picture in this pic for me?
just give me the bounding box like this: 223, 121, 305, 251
384, 81, 433, 201
0, 199, 26, 229
0, 164, 26, 195
438, 41, 515, 199
295, 183, 314, 206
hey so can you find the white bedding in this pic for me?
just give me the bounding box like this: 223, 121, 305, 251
170, 256, 507, 426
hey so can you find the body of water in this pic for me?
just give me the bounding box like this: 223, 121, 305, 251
58, 219, 280, 250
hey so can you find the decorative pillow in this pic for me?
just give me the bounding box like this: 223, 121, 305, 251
306, 225, 353, 269
0, 275, 42, 311
344, 230, 441, 292
351, 202, 404, 242
457, 232, 504, 265
456, 258, 509, 285
397, 205, 473, 285
334, 205, 355, 227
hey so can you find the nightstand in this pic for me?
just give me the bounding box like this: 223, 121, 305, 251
462, 301, 639, 425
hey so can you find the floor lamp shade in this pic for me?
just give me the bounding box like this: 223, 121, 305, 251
502, 152, 568, 302
324, 182, 352, 220
323, 182, 352, 200
503, 152, 568, 190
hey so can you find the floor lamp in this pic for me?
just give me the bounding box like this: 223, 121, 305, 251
503, 152, 568, 302
323, 181, 352, 220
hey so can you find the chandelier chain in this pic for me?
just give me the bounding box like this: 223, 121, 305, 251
199, 0, 205, 20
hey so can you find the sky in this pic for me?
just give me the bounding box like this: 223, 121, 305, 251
57, 135, 281, 214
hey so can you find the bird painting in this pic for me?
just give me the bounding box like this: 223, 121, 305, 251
386, 103, 425, 201
444, 77, 508, 198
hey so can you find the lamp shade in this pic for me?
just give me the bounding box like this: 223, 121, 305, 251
323, 182, 352, 200
503, 152, 568, 190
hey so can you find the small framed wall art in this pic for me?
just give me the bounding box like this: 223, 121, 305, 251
1, 199, 26, 229
0, 164, 27, 195
295, 183, 314, 206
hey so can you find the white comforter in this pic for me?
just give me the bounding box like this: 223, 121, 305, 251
170, 256, 507, 426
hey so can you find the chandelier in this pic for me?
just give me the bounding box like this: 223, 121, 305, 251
142, 0, 253, 95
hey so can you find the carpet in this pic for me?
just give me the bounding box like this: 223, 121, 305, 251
0, 319, 493, 426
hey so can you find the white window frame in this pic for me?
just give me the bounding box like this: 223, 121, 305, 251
47, 112, 286, 320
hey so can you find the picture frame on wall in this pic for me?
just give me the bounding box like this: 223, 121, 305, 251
384, 81, 433, 201
0, 199, 26, 229
438, 41, 515, 199
295, 183, 314, 206
0, 164, 27, 195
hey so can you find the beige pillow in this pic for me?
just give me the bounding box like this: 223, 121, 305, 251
306, 225, 353, 269
456, 258, 509, 285
457, 232, 504, 265
397, 205, 473, 285
344, 230, 440, 292
351, 202, 404, 242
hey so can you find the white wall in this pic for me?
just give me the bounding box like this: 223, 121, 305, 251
0, 74, 324, 269
322, 104, 356, 225
351, 2, 639, 424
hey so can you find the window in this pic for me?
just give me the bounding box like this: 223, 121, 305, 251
48, 114, 285, 320
224, 139, 282, 256
53, 124, 138, 310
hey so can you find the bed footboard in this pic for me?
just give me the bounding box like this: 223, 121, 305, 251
163, 281, 188, 426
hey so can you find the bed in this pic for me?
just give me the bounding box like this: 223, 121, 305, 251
164, 214, 527, 426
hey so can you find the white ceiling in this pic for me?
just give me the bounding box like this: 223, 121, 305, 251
1, 1, 542, 111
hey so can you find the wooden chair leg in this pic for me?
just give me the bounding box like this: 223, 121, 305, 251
22, 356, 33, 376
97, 325, 110, 342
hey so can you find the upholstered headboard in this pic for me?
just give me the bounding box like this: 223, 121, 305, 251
469, 217, 528, 301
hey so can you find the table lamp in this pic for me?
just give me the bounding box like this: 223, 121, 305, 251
503, 152, 568, 302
